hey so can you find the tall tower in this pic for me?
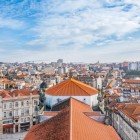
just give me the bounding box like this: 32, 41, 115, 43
0, 96, 3, 134
57, 59, 63, 67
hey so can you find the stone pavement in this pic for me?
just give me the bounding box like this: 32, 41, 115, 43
0, 132, 27, 140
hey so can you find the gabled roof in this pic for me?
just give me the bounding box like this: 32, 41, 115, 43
9, 89, 39, 97
123, 79, 140, 84
46, 78, 98, 96
24, 98, 120, 140
116, 103, 140, 122
0, 89, 38, 99
0, 90, 11, 99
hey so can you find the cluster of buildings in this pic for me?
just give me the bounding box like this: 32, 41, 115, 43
0, 89, 39, 134
128, 62, 140, 71
0, 60, 140, 140
25, 98, 121, 140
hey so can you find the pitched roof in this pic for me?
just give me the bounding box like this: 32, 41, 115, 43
43, 111, 59, 117
116, 103, 140, 122
0, 89, 38, 99
46, 78, 98, 96
123, 79, 140, 84
24, 98, 120, 140
0, 90, 11, 99
9, 89, 39, 97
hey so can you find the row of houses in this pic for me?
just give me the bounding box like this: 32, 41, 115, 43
0, 89, 39, 134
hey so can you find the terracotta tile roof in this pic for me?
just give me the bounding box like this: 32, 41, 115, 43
84, 111, 101, 117
43, 111, 59, 117
116, 103, 140, 122
46, 78, 98, 96
9, 89, 39, 97
0, 90, 11, 99
17, 73, 28, 78
0, 89, 38, 99
0, 78, 14, 84
25, 107, 70, 140
71, 98, 120, 140
24, 98, 120, 140
123, 79, 140, 84
51, 98, 70, 111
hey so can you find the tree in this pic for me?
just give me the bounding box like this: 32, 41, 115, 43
39, 89, 46, 110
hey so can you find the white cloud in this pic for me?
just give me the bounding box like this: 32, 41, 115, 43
0, 17, 25, 29
0, 0, 140, 62
2, 39, 140, 63
27, 0, 140, 50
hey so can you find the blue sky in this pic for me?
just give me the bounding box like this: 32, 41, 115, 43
0, 0, 140, 63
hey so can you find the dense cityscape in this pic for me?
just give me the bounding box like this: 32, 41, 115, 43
1, 0, 140, 140
0, 59, 140, 139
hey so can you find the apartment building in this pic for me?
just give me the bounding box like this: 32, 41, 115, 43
0, 89, 39, 134
111, 103, 140, 140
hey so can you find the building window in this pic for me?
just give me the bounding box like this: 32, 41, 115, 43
15, 102, 18, 107
15, 110, 18, 116
57, 98, 61, 103
9, 103, 12, 108
26, 101, 29, 106
4, 103, 6, 109
9, 111, 12, 117
83, 98, 86, 103
4, 112, 6, 117
21, 118, 23, 123
34, 100, 38, 105
21, 101, 24, 106
24, 118, 26, 123
27, 117, 30, 122
26, 109, 29, 115
21, 109, 24, 116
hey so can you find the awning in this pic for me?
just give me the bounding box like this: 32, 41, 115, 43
3, 124, 13, 128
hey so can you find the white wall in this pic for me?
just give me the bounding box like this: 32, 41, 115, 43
46, 94, 98, 107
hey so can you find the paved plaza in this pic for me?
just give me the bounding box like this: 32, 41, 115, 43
0, 132, 27, 140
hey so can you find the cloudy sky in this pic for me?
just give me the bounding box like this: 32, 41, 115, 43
0, 0, 140, 63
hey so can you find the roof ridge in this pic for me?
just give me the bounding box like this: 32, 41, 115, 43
70, 97, 91, 108
132, 106, 140, 115
51, 97, 70, 110
46, 78, 98, 96
52, 80, 71, 95
71, 80, 94, 96
70, 97, 72, 140
71, 78, 94, 88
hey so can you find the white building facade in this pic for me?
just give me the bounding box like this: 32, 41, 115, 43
45, 78, 98, 108
46, 94, 98, 108
112, 105, 140, 140
0, 90, 39, 134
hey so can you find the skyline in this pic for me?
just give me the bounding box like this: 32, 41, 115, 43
0, 0, 140, 63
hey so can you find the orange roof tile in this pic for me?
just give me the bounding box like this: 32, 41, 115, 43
43, 111, 59, 117
9, 89, 39, 97
46, 78, 98, 96
0, 90, 11, 99
123, 79, 140, 84
24, 98, 120, 140
116, 103, 140, 122
0, 89, 38, 99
